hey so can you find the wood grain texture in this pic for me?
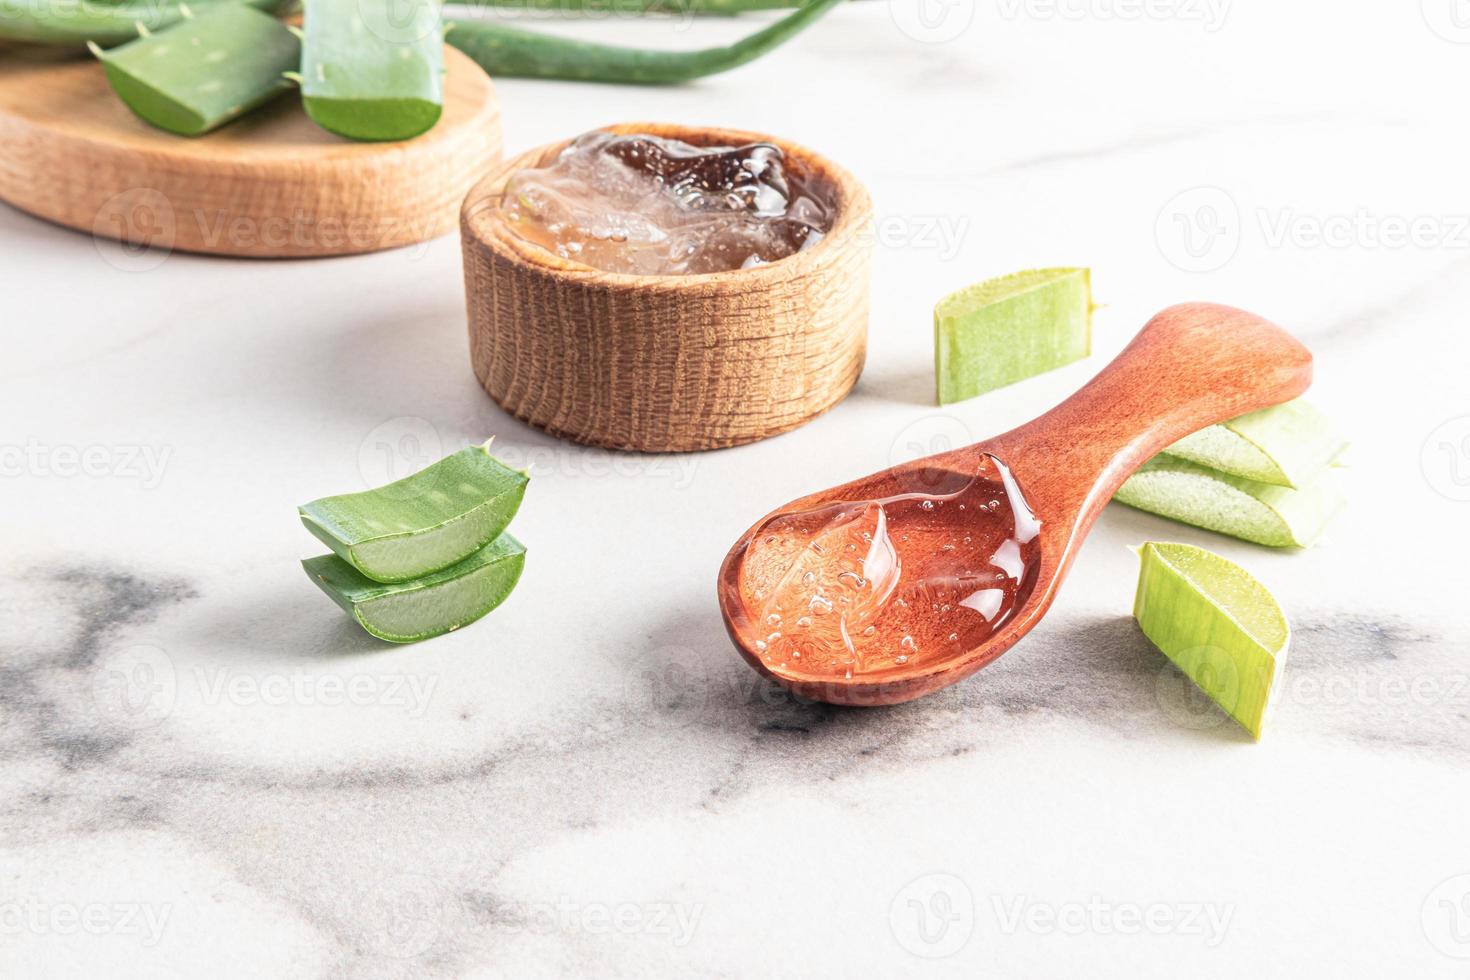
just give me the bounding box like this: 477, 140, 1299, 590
460, 122, 873, 453
0, 45, 500, 257
718, 302, 1315, 705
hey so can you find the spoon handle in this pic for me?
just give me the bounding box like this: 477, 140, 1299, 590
994, 302, 1313, 528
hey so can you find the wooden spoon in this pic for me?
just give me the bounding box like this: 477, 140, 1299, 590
716, 302, 1313, 706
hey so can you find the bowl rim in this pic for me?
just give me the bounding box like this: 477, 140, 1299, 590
460, 120, 872, 290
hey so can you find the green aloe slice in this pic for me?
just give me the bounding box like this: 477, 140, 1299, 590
1133, 541, 1289, 739
300, 0, 444, 142
88, 5, 299, 137
1114, 455, 1344, 548
1162, 399, 1346, 489
299, 442, 528, 584
933, 267, 1092, 405
304, 533, 525, 643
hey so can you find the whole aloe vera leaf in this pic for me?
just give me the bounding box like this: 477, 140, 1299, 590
1161, 399, 1346, 489
933, 268, 1093, 405
87, 5, 299, 137
444, 0, 841, 84
299, 443, 528, 584
1133, 541, 1289, 739
301, 0, 443, 141
1114, 455, 1346, 548
0, 0, 292, 46
304, 533, 525, 643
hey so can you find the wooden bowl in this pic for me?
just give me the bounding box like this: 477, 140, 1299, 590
0, 45, 500, 258
459, 122, 873, 453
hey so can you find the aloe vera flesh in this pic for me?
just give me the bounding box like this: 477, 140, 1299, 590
301, 0, 443, 141
1133, 541, 1289, 739
89, 5, 299, 137
934, 267, 1092, 405
1163, 399, 1346, 489
1115, 455, 1345, 548
299, 444, 528, 584
304, 533, 525, 643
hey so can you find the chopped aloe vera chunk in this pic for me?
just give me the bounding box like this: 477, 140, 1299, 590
88, 5, 299, 137
301, 0, 444, 141
933, 267, 1092, 405
1163, 399, 1346, 489
299, 443, 528, 584
304, 533, 525, 643
1133, 541, 1289, 739
1115, 455, 1344, 548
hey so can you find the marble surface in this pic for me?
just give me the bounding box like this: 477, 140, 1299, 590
3, 3, 1469, 976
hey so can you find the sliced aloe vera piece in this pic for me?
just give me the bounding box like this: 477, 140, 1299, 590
1133, 541, 1289, 739
1115, 455, 1344, 548
933, 267, 1092, 405
88, 5, 299, 137
1163, 399, 1346, 489
299, 443, 528, 584
304, 533, 525, 643
300, 0, 444, 141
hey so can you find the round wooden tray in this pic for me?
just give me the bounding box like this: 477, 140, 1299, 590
460, 123, 874, 453
0, 44, 500, 258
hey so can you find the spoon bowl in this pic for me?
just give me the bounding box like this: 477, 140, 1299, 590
717, 302, 1313, 705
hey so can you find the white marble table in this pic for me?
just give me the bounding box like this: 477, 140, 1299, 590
3, 3, 1468, 976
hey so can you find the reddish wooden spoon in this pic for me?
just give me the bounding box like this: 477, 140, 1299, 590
716, 303, 1313, 706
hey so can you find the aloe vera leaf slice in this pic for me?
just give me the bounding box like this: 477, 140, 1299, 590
1114, 455, 1345, 548
1133, 541, 1289, 739
0, 0, 290, 47
933, 267, 1092, 405
1162, 399, 1347, 489
301, 0, 443, 142
87, 5, 299, 137
304, 533, 525, 643
299, 443, 528, 584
